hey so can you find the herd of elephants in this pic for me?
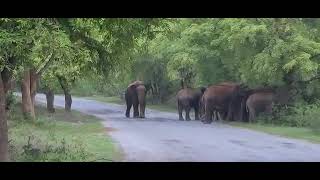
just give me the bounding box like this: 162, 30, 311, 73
124, 80, 275, 124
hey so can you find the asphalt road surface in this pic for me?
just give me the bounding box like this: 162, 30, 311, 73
31, 93, 320, 162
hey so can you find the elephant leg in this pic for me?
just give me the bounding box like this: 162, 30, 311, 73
194, 106, 200, 120
178, 101, 184, 121
248, 108, 255, 123
221, 110, 228, 120
132, 92, 139, 118
199, 104, 205, 120
213, 111, 217, 121
208, 110, 214, 123
139, 103, 146, 118
126, 105, 132, 118
203, 105, 213, 124
133, 102, 139, 118
185, 106, 191, 121
125, 96, 132, 118
226, 103, 233, 121
217, 111, 223, 122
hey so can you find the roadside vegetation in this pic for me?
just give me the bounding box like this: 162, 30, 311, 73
8, 96, 120, 162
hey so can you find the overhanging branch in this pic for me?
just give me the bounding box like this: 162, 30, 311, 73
298, 75, 320, 83
36, 52, 53, 75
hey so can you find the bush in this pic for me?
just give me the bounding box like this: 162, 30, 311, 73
9, 135, 91, 162
8, 112, 93, 162
71, 75, 126, 97
5, 91, 17, 111
267, 102, 320, 130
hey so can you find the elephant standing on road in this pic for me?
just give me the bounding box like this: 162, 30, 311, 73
201, 82, 247, 124
176, 87, 206, 121
125, 80, 146, 118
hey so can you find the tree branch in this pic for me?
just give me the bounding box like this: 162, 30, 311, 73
297, 75, 320, 83
310, 53, 320, 60
36, 52, 53, 75
1, 56, 17, 93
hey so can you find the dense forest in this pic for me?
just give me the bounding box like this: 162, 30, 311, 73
2, 18, 320, 162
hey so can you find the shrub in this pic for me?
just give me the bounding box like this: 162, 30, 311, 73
265, 102, 320, 130
9, 134, 92, 162
5, 91, 17, 111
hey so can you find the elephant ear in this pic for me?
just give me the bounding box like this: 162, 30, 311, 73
128, 80, 144, 89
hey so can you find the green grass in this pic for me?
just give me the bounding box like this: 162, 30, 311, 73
8, 103, 121, 162
86, 95, 124, 105
229, 121, 320, 144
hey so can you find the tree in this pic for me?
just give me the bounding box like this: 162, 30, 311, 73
0, 70, 9, 161
130, 55, 171, 103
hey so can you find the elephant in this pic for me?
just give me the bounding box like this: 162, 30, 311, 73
125, 80, 147, 118
245, 88, 275, 123
176, 87, 206, 121
201, 82, 247, 124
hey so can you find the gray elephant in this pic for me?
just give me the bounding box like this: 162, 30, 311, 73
177, 87, 206, 121
245, 88, 275, 122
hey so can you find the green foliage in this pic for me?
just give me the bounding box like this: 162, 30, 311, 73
277, 102, 320, 130
9, 135, 90, 162
5, 91, 17, 110
8, 104, 119, 162
147, 19, 320, 88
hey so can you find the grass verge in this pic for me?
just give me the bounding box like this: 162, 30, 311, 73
228, 121, 320, 144
8, 103, 121, 162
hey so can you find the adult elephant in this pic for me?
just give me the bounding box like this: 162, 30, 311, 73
176, 87, 206, 121
245, 88, 275, 123
125, 80, 147, 118
201, 82, 247, 124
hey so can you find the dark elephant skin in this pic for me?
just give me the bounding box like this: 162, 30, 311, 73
125, 81, 146, 118
245, 88, 275, 122
199, 87, 226, 121
177, 87, 205, 121
201, 82, 246, 124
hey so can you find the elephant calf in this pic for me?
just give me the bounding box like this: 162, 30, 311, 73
177, 87, 205, 121
125, 80, 146, 118
246, 91, 275, 122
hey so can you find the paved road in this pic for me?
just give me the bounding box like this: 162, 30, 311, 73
32, 93, 320, 162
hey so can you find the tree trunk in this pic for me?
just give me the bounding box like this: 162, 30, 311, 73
65, 92, 72, 112
30, 69, 38, 112
21, 69, 38, 120
21, 70, 34, 119
57, 76, 72, 112
45, 88, 55, 113
0, 74, 9, 162
181, 79, 184, 89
